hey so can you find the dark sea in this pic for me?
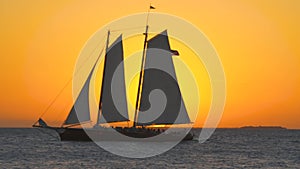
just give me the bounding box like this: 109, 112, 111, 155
0, 128, 299, 168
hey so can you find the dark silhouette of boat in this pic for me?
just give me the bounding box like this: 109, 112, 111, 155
33, 6, 194, 142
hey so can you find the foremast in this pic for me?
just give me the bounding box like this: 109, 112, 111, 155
95, 30, 110, 127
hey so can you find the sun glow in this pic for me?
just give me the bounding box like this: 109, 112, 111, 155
0, 0, 299, 128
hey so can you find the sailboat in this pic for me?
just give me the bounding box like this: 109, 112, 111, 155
33, 7, 194, 142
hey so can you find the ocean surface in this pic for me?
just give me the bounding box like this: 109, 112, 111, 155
0, 128, 299, 168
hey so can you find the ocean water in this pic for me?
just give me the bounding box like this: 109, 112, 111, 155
0, 128, 299, 168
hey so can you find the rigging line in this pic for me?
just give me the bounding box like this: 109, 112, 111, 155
36, 78, 73, 120
96, 30, 110, 126
110, 26, 145, 32
36, 37, 106, 121
62, 45, 105, 128
63, 121, 91, 128
74, 37, 106, 74
52, 100, 72, 125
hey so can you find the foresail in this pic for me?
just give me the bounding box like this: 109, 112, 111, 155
137, 30, 191, 125
98, 35, 129, 123
64, 65, 96, 125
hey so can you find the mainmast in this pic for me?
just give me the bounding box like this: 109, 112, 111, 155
96, 30, 110, 126
133, 5, 155, 127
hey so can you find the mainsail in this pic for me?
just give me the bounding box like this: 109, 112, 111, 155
98, 35, 129, 123
137, 30, 191, 125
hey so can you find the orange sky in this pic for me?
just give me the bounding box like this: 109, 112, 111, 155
0, 0, 299, 128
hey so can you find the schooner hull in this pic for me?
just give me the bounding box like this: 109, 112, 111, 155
57, 128, 194, 142
33, 30, 196, 143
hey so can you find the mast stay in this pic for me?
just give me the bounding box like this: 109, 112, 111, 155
33, 38, 106, 127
